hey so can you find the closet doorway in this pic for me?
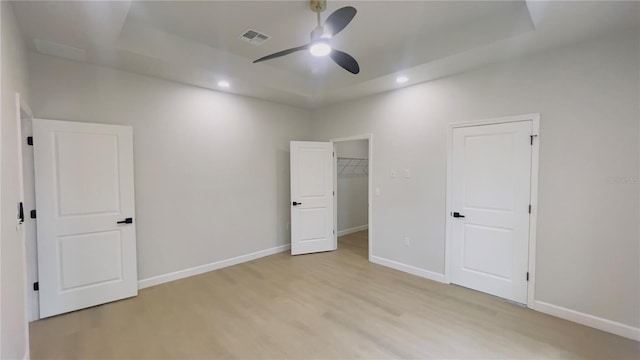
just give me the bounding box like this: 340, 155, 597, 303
332, 135, 372, 261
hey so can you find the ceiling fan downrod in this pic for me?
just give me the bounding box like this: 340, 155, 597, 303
311, 0, 326, 37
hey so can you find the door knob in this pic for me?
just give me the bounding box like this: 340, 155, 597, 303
117, 217, 133, 224
452, 212, 465, 218
292, 202, 302, 206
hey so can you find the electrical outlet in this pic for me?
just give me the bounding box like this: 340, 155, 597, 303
404, 169, 411, 178
375, 187, 381, 196
391, 169, 397, 178
404, 237, 410, 247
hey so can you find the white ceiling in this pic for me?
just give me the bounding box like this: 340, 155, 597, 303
11, 0, 639, 108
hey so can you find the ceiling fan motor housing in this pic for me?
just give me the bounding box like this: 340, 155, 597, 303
310, 26, 330, 42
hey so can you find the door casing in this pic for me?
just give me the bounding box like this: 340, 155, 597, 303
445, 113, 540, 307
13, 92, 33, 357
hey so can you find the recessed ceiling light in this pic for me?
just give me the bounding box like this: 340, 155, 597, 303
218, 80, 230, 88
396, 76, 409, 84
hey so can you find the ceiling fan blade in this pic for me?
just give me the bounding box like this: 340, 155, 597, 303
330, 49, 359, 74
253, 44, 309, 63
324, 6, 357, 37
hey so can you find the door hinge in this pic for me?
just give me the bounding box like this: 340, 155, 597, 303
528, 205, 531, 214
333, 229, 335, 235
333, 152, 335, 157
530, 134, 538, 145
27, 136, 33, 146
33, 282, 39, 291
526, 272, 529, 281
333, 191, 335, 196
30, 210, 36, 219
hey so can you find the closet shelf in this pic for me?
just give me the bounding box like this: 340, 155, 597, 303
337, 157, 368, 175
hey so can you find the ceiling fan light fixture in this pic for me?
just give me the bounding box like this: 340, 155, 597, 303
217, 80, 230, 88
396, 76, 409, 84
309, 41, 332, 57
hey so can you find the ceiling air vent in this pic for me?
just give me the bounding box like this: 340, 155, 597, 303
239, 29, 270, 45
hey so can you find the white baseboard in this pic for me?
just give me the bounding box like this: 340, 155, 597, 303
370, 255, 446, 283
138, 244, 290, 289
531, 300, 640, 341
370, 255, 638, 341
337, 224, 368, 237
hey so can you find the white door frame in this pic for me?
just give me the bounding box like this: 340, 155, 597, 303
15, 93, 33, 358
445, 113, 540, 306
17, 103, 39, 322
330, 134, 373, 262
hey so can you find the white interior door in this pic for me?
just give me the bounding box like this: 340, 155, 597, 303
33, 119, 138, 318
290, 141, 335, 255
450, 121, 532, 304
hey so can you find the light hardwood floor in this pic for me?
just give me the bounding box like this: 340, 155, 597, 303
30, 231, 639, 359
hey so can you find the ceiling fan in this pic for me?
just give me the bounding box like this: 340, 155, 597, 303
253, 0, 360, 74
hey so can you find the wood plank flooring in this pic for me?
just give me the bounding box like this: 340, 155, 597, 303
30, 231, 640, 359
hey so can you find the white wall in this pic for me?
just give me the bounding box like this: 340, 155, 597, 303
311, 31, 640, 330
335, 140, 368, 233
0, 1, 31, 358
27, 53, 312, 283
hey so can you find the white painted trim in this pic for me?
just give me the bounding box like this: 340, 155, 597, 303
448, 113, 540, 129
444, 113, 541, 307
444, 126, 453, 284
0, 28, 2, 360
19, 107, 39, 323
527, 114, 540, 306
331, 134, 371, 143
531, 300, 640, 341
337, 225, 368, 237
330, 134, 373, 263
138, 244, 290, 289
368, 135, 373, 263
332, 144, 338, 250
16, 93, 31, 358
371, 256, 446, 283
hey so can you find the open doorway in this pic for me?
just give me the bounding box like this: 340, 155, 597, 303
332, 135, 371, 260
